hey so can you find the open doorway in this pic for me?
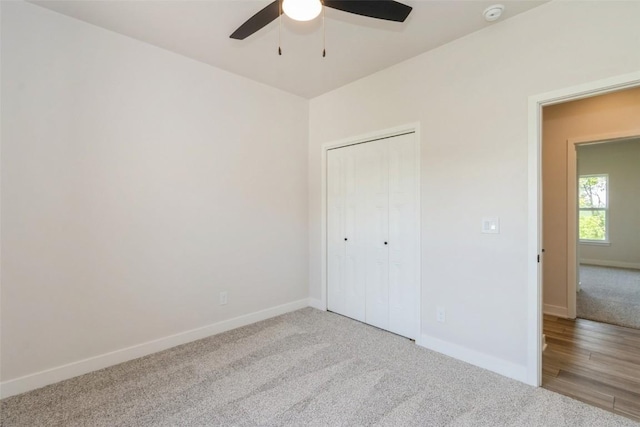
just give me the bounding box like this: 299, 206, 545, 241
574, 138, 640, 330
541, 87, 640, 321
539, 86, 640, 421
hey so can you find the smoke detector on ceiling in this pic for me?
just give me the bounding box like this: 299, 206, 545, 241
483, 4, 505, 22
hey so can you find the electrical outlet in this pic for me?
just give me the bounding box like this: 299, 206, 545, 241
436, 306, 446, 323
219, 291, 228, 306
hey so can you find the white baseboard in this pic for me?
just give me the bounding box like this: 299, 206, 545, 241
416, 334, 528, 384
580, 259, 640, 270
0, 298, 309, 399
543, 304, 569, 318
308, 297, 326, 311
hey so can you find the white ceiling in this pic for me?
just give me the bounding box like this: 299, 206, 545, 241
30, 0, 546, 98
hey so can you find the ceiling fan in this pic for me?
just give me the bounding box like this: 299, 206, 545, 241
230, 0, 413, 40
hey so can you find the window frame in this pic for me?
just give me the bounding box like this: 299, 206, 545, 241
578, 173, 609, 244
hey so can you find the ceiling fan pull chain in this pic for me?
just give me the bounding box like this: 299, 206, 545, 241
322, 3, 326, 57
278, 0, 282, 55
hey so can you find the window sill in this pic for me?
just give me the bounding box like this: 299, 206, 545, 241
579, 240, 610, 247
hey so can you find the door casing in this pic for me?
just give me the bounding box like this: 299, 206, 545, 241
566, 131, 640, 319
528, 71, 640, 386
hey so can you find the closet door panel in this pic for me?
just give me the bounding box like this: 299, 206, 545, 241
344, 144, 366, 322
388, 133, 419, 339
327, 144, 366, 322
364, 139, 390, 330
327, 148, 346, 316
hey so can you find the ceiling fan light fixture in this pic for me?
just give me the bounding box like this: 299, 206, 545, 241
282, 0, 322, 22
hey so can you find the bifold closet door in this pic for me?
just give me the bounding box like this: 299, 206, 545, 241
327, 145, 366, 322
327, 133, 418, 339
363, 134, 418, 339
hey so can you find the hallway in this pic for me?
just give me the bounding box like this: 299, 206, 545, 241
543, 315, 640, 422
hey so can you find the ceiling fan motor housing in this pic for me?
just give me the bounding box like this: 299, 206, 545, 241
230, 0, 413, 40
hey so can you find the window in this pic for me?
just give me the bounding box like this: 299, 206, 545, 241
578, 174, 608, 242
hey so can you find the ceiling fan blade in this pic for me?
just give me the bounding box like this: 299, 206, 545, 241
323, 0, 412, 22
230, 0, 281, 40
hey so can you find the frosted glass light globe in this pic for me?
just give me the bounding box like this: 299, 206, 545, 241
283, 0, 322, 22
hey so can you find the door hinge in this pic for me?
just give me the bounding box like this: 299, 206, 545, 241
537, 254, 540, 263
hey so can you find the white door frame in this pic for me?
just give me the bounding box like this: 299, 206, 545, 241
320, 122, 421, 338
566, 130, 640, 319
527, 71, 640, 386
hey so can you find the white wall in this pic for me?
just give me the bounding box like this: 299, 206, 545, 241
1, 1, 309, 388
578, 138, 640, 269
309, 0, 640, 380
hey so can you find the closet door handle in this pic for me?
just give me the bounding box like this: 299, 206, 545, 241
384, 242, 388, 245
344, 238, 348, 241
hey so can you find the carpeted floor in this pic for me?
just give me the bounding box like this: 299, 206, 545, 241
2, 308, 638, 426
577, 265, 640, 330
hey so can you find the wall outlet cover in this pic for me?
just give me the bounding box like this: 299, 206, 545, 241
219, 291, 228, 305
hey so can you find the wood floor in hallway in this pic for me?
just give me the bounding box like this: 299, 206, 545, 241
543, 314, 640, 423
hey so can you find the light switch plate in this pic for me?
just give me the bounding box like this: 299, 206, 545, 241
482, 217, 500, 234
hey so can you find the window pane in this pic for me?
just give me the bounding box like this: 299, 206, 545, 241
579, 176, 607, 208
579, 210, 606, 240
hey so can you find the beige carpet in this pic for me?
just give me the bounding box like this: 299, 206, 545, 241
578, 265, 640, 330
2, 308, 638, 426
